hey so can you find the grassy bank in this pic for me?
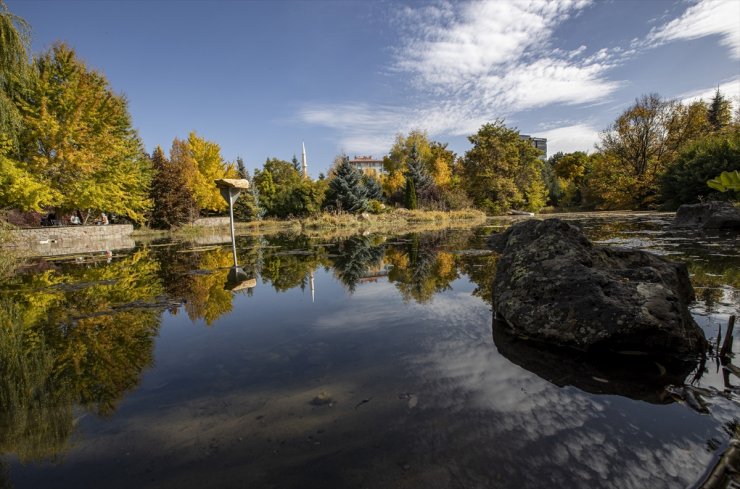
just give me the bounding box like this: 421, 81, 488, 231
132, 209, 487, 240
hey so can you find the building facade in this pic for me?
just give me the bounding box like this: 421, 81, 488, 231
349, 155, 385, 176
520, 135, 547, 160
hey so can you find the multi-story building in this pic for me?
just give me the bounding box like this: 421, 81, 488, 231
520, 135, 547, 160
349, 155, 385, 176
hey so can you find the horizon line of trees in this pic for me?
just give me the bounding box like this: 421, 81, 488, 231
1, 2, 738, 230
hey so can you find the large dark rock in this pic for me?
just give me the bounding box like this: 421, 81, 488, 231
673, 201, 740, 230
487, 219, 707, 357
492, 318, 697, 404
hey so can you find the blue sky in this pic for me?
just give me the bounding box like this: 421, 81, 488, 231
8, 0, 740, 177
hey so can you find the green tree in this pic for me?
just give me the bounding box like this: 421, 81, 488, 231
0, 1, 30, 149
14, 43, 152, 222
232, 158, 260, 221
462, 121, 547, 213
404, 177, 417, 210
708, 88, 732, 132
324, 156, 368, 213
661, 132, 740, 208
253, 158, 323, 217
149, 145, 197, 229
406, 143, 433, 199
362, 174, 383, 201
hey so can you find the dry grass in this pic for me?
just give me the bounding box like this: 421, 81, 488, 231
133, 209, 486, 242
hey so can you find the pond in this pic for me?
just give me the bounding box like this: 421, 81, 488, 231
0, 214, 738, 489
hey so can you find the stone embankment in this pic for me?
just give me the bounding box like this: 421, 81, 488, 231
6, 224, 134, 256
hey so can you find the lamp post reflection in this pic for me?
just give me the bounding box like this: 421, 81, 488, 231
215, 178, 256, 291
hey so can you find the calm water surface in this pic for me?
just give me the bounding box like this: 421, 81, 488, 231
1, 215, 738, 489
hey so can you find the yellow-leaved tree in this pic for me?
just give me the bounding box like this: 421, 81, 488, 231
13, 43, 152, 222
186, 131, 238, 213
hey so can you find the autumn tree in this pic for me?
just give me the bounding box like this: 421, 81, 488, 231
149, 145, 197, 229
186, 131, 238, 213
13, 43, 152, 222
462, 121, 547, 214
596, 94, 711, 208
552, 151, 590, 207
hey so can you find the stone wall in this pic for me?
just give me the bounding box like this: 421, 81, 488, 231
192, 217, 231, 228
6, 224, 135, 257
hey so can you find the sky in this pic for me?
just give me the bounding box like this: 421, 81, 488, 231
8, 0, 740, 177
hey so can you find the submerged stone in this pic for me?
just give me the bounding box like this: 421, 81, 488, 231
673, 201, 740, 230
487, 219, 707, 357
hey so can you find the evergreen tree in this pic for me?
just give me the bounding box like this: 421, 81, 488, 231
324, 156, 368, 213
708, 88, 732, 132
362, 174, 383, 201
406, 143, 433, 195
149, 145, 197, 229
232, 163, 261, 222
404, 177, 417, 210
236, 156, 247, 178
292, 155, 300, 172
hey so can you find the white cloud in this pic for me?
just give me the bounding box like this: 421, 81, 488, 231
678, 77, 740, 105
647, 0, 740, 58
538, 123, 600, 154
301, 0, 621, 154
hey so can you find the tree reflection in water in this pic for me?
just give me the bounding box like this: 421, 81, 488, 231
0, 251, 164, 462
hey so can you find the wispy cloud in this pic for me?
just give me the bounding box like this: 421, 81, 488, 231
301, 0, 621, 154
678, 76, 740, 105
538, 123, 601, 155
646, 0, 740, 58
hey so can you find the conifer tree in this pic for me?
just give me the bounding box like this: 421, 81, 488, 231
324, 156, 368, 213
404, 176, 418, 210
708, 89, 732, 132
232, 157, 261, 221
362, 174, 383, 201
407, 144, 433, 192
149, 145, 197, 229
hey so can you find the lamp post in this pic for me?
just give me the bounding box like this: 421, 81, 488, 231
215, 178, 251, 285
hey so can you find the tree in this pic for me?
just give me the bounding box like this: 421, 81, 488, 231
252, 158, 323, 217
324, 156, 368, 213
232, 157, 261, 221
149, 145, 197, 229
187, 131, 238, 213
406, 143, 433, 196
708, 88, 732, 132
0, 1, 30, 149
661, 132, 740, 208
404, 176, 417, 210
362, 174, 383, 201
462, 121, 547, 213
553, 151, 590, 207
597, 93, 711, 208
14, 43, 152, 222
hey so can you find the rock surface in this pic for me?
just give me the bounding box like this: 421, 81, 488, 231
673, 201, 740, 230
487, 219, 706, 357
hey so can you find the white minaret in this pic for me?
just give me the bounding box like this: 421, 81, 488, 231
309, 271, 315, 303
301, 142, 308, 179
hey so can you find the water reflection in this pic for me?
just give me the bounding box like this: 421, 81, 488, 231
0, 217, 737, 489
0, 251, 164, 461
